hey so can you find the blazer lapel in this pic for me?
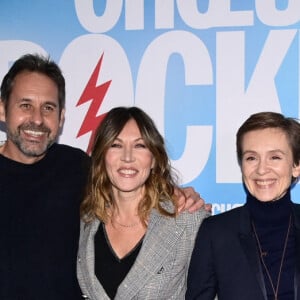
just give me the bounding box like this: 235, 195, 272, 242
238, 206, 267, 300
116, 209, 185, 299
79, 220, 110, 300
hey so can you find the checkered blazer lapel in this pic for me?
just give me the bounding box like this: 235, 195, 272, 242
116, 209, 185, 299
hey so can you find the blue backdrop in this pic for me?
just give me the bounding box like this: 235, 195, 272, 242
1, 0, 300, 214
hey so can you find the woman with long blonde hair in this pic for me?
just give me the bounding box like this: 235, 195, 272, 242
77, 106, 209, 299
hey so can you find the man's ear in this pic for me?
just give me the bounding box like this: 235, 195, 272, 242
58, 108, 65, 128
0, 100, 6, 122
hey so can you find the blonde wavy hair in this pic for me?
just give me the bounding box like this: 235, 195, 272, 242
80, 106, 181, 225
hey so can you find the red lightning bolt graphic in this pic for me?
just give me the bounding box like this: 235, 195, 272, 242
76, 53, 111, 154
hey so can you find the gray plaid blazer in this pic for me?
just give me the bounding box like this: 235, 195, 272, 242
77, 204, 209, 299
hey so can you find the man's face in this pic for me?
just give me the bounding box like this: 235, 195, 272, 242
0, 71, 65, 164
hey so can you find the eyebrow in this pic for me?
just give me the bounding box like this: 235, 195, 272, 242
115, 137, 144, 142
242, 149, 287, 156
19, 98, 58, 107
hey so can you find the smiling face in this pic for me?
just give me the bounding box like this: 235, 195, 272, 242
0, 71, 65, 164
105, 119, 155, 199
241, 128, 300, 202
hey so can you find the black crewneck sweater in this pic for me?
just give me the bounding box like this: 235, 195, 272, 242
0, 143, 90, 300
246, 191, 295, 299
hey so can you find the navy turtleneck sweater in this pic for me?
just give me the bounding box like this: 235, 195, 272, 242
246, 191, 295, 300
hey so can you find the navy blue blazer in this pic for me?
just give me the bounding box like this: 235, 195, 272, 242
186, 203, 300, 300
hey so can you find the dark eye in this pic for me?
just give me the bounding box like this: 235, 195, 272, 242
135, 143, 146, 148
245, 156, 256, 161
20, 103, 31, 110
43, 105, 55, 112
271, 155, 281, 160
110, 143, 122, 148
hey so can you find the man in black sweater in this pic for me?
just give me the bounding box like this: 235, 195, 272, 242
0, 54, 206, 299
0, 54, 90, 299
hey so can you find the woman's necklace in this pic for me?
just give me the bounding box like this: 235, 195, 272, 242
111, 218, 141, 228
113, 219, 140, 228
252, 215, 292, 300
